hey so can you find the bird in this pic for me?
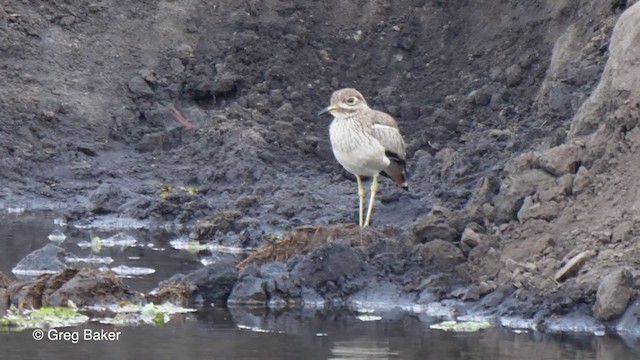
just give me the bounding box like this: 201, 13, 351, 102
318, 88, 408, 227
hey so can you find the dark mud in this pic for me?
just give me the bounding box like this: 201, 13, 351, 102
2, 0, 640, 333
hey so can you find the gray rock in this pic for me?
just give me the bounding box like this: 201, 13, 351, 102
535, 144, 583, 176
13, 244, 67, 274
593, 268, 633, 321
572, 166, 593, 195
180, 262, 238, 302
175, 43, 193, 60
505, 64, 523, 87
460, 227, 481, 247
43, 268, 142, 307
415, 240, 465, 270
412, 215, 459, 243
9, 268, 143, 308
227, 276, 267, 305
569, 2, 640, 138
290, 242, 364, 291
612, 221, 633, 243
494, 169, 556, 223
87, 183, 134, 214
468, 89, 491, 106
127, 76, 154, 97
518, 200, 562, 222
548, 85, 572, 118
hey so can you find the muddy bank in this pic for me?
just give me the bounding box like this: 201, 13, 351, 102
2, 0, 640, 334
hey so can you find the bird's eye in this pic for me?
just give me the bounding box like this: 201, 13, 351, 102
345, 97, 357, 105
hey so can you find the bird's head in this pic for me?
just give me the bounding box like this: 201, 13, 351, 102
318, 88, 369, 116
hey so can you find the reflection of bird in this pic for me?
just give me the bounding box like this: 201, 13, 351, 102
319, 88, 408, 227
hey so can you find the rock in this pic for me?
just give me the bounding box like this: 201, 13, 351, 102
505, 64, 523, 86
127, 76, 154, 97
0, 272, 13, 288
468, 88, 491, 106
87, 183, 133, 214
593, 268, 633, 321
227, 276, 267, 305
616, 300, 640, 333
518, 200, 562, 222
517, 196, 533, 223
494, 169, 556, 223
569, 2, 640, 137
44, 268, 142, 306
534, 144, 583, 176
189, 210, 245, 240
180, 262, 238, 303
612, 221, 633, 243
432, 108, 457, 132
532, 234, 555, 254
554, 250, 597, 282
289, 242, 364, 292
145, 283, 190, 306
412, 215, 459, 243
212, 73, 239, 95
8, 268, 143, 308
58, 15, 76, 26
547, 85, 572, 118
12, 243, 67, 274
175, 43, 193, 60
572, 166, 593, 195
461, 227, 481, 247
415, 240, 466, 270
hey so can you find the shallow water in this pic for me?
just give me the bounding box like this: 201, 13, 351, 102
0, 211, 639, 359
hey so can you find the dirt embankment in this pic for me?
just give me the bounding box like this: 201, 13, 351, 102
1, 0, 639, 327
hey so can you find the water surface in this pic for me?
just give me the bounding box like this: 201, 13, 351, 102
0, 211, 638, 359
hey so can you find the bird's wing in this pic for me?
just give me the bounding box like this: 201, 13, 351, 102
370, 110, 406, 161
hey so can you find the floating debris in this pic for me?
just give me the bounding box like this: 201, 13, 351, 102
11, 269, 59, 277
95, 302, 195, 326
355, 307, 376, 314
209, 244, 253, 254
237, 325, 285, 334
77, 233, 136, 251
47, 229, 67, 242
356, 314, 382, 322
110, 265, 156, 276
170, 237, 208, 252
65, 254, 114, 265
0, 306, 89, 330
75, 218, 147, 230
102, 232, 137, 247
200, 257, 216, 266
200, 252, 236, 266
430, 320, 493, 332
53, 217, 67, 226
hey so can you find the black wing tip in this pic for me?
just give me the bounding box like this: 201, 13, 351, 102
384, 150, 405, 165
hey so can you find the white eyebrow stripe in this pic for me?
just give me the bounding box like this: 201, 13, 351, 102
372, 124, 395, 130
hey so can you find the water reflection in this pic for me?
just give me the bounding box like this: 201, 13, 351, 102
331, 339, 399, 359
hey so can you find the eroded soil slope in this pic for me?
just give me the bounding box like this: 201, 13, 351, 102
1, 0, 638, 323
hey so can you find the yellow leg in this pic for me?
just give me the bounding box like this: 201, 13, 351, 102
356, 175, 365, 227
364, 175, 379, 227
